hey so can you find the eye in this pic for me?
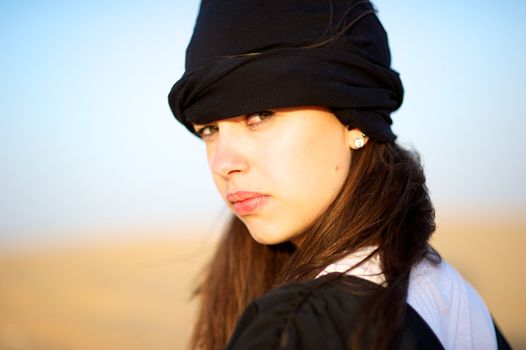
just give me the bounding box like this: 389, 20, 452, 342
195, 124, 218, 140
246, 111, 274, 128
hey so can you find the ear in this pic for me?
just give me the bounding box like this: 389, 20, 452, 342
346, 128, 369, 150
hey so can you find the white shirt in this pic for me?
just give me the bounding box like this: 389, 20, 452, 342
317, 247, 497, 350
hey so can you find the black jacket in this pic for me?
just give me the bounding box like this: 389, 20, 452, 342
226, 274, 511, 349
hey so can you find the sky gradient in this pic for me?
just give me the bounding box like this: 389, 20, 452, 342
1, 0, 525, 248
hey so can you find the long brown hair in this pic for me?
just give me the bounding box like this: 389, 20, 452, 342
189, 141, 438, 349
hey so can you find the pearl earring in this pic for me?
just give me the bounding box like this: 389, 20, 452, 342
354, 133, 366, 149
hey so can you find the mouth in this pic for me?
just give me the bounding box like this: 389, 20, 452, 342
226, 191, 269, 216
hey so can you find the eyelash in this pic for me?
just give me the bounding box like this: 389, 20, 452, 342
195, 125, 218, 139
195, 111, 274, 139
246, 110, 274, 127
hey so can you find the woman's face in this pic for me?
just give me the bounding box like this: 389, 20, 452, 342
193, 106, 361, 245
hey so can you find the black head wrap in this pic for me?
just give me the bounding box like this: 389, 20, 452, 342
168, 0, 403, 142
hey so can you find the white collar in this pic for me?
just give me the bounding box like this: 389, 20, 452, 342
316, 246, 385, 285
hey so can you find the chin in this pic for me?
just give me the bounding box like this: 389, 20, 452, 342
245, 223, 299, 246
245, 225, 285, 245
242, 217, 307, 246
248, 232, 283, 245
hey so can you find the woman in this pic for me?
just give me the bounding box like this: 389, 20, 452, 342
168, 1, 511, 349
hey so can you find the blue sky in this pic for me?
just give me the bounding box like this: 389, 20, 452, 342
1, 1, 525, 248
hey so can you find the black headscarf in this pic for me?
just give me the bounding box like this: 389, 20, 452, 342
168, 0, 403, 142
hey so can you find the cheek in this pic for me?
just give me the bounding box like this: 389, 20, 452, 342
277, 128, 350, 189
264, 130, 351, 231
211, 174, 227, 200
292, 144, 349, 207
206, 147, 228, 200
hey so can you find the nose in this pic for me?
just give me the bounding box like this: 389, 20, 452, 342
209, 128, 248, 179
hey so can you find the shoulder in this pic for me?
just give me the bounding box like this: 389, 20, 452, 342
226, 274, 443, 350
408, 258, 501, 349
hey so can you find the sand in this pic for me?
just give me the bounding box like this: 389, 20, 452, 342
0, 219, 524, 349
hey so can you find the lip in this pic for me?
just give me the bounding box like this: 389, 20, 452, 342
227, 191, 269, 216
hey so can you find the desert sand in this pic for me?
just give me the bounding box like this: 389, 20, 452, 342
1, 217, 525, 349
